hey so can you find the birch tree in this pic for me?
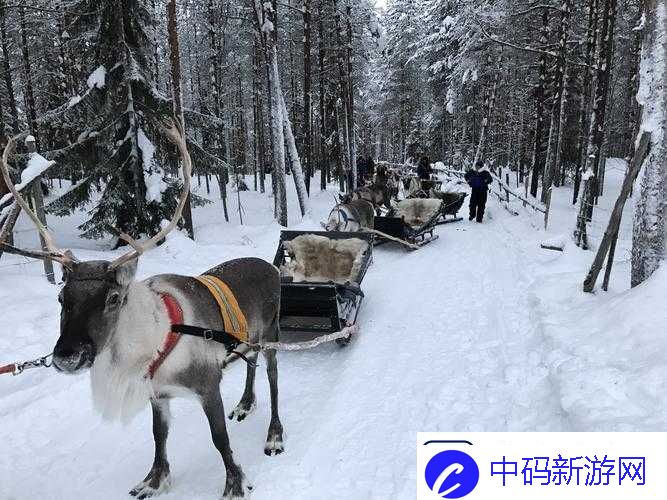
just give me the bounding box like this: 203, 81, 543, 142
631, 0, 667, 286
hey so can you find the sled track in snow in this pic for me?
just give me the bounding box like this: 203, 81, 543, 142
0, 199, 568, 499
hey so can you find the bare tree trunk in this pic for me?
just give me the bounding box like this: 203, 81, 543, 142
473, 53, 501, 168
332, 0, 352, 191
268, 46, 288, 225
19, 6, 38, 148
253, 35, 266, 193
574, 0, 617, 248
303, 0, 313, 195
167, 0, 195, 239
280, 94, 309, 217
208, 0, 229, 222
632, 0, 667, 286
529, 8, 549, 197
335, 99, 346, 192
318, 4, 328, 191
574, 0, 600, 204
251, 0, 288, 225
345, 2, 357, 189
0, 0, 18, 133
542, 0, 572, 207
625, 5, 644, 161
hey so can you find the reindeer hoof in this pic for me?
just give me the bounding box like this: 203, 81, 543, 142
264, 420, 284, 456
228, 400, 256, 422
222, 474, 253, 499
264, 435, 285, 456
129, 470, 171, 498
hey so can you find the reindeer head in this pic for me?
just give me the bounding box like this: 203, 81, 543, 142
338, 192, 353, 205
0, 120, 192, 374
54, 259, 137, 372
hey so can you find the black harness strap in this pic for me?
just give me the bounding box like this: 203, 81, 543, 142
171, 324, 257, 366
329, 206, 360, 229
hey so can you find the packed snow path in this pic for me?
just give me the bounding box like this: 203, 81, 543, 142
0, 197, 568, 500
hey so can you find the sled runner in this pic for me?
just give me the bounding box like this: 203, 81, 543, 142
373, 198, 444, 249
273, 231, 374, 345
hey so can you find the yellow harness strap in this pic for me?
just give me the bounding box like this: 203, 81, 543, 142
196, 275, 249, 342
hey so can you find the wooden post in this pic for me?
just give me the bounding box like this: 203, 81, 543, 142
25, 136, 55, 283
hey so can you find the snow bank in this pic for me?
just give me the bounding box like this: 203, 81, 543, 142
538, 265, 667, 430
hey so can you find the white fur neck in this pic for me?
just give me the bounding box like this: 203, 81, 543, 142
90, 281, 167, 423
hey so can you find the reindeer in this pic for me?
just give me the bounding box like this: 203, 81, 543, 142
340, 166, 397, 215
0, 122, 282, 500
323, 198, 375, 232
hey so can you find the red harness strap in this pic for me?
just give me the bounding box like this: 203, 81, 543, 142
146, 293, 184, 379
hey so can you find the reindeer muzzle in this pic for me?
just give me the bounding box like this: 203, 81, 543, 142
53, 340, 96, 373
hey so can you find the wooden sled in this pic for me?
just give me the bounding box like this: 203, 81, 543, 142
273, 230, 374, 346
373, 199, 443, 250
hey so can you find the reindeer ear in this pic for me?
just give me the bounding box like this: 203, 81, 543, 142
113, 258, 138, 286
61, 264, 70, 282
60, 251, 76, 282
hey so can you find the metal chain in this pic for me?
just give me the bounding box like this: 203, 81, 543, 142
11, 353, 53, 376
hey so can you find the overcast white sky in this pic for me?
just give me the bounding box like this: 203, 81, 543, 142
375, 0, 387, 9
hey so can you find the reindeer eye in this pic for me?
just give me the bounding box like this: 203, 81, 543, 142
107, 292, 121, 308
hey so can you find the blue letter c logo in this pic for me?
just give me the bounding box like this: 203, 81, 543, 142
424, 450, 479, 498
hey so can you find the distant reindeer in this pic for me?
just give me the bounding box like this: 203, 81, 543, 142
324, 198, 375, 232
340, 165, 397, 214
0, 122, 282, 499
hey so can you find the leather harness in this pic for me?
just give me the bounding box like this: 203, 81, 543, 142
146, 275, 249, 379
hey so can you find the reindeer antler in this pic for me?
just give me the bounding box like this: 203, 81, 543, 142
0, 135, 76, 268
109, 118, 193, 269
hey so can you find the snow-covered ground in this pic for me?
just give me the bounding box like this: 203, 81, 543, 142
1, 162, 665, 499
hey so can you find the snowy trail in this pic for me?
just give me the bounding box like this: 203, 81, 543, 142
4, 163, 663, 499
0, 195, 569, 500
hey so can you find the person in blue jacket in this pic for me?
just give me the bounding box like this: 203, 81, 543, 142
464, 162, 493, 222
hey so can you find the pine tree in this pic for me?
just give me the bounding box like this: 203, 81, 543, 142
41, 0, 184, 242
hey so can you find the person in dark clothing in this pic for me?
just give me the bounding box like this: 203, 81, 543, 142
416, 155, 432, 180
464, 162, 493, 222
356, 155, 368, 185
366, 156, 375, 181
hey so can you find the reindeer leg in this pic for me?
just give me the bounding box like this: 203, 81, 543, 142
263, 321, 284, 456
228, 352, 258, 421
201, 387, 251, 499
130, 398, 172, 499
